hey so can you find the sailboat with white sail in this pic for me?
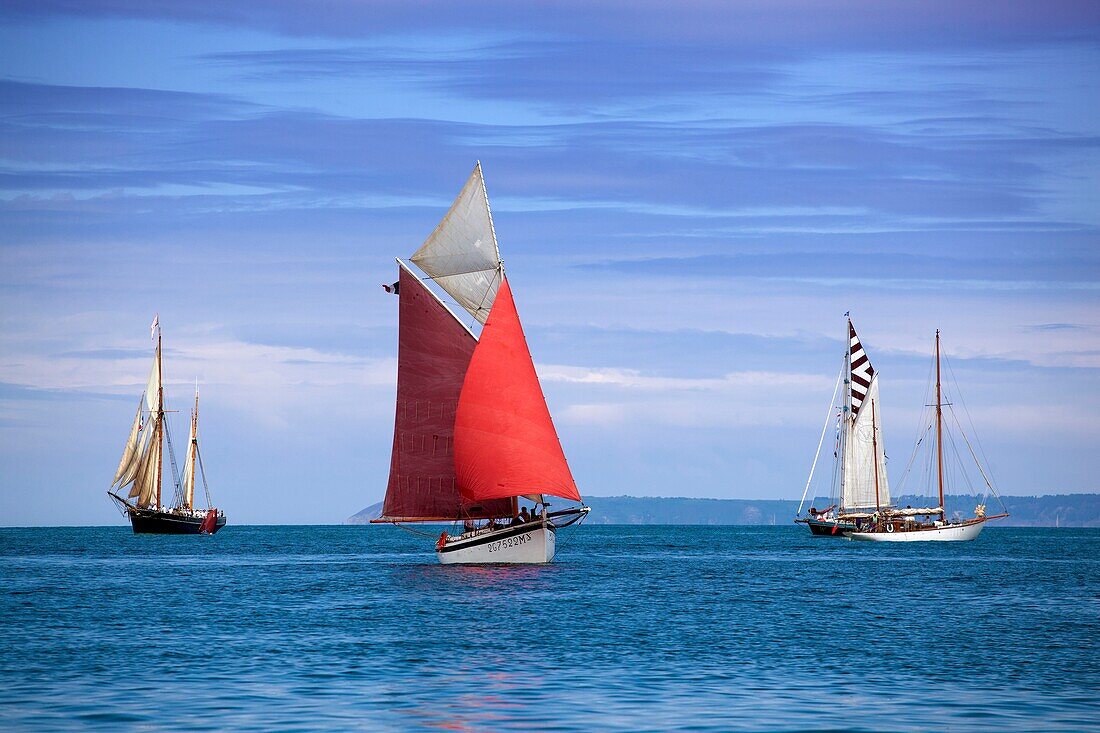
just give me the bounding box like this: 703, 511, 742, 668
372, 163, 588, 563
107, 319, 225, 534
795, 318, 892, 536
847, 329, 1008, 541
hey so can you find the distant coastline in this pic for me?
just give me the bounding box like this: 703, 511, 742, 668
348, 493, 1100, 527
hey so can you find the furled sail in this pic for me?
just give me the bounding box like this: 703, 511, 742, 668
410, 163, 502, 324
380, 263, 513, 520
454, 277, 581, 504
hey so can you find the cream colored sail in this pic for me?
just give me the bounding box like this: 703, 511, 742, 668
842, 377, 890, 510
112, 400, 143, 486
181, 391, 198, 510
410, 162, 502, 324
130, 433, 161, 509
116, 340, 163, 505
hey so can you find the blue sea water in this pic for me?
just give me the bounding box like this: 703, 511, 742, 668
1, 525, 1097, 732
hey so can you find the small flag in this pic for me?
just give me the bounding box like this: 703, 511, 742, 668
844, 310, 850, 317
150, 314, 159, 339
382, 281, 400, 295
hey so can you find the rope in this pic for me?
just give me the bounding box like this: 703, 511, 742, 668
797, 364, 843, 516
391, 522, 443, 539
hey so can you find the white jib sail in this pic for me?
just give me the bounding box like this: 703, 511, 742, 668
134, 435, 161, 508
118, 344, 162, 499
112, 400, 143, 486
842, 376, 891, 510
410, 162, 502, 324
181, 394, 198, 510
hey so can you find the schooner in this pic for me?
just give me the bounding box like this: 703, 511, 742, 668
847, 329, 1009, 541
372, 163, 588, 563
795, 318, 891, 536
107, 318, 225, 534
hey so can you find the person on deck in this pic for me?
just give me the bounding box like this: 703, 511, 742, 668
519, 507, 530, 523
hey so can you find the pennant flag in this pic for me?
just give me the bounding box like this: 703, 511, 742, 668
150, 314, 159, 340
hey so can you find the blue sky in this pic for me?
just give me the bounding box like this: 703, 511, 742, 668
1, 1, 1098, 525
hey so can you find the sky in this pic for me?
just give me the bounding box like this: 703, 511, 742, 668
1, 1, 1099, 526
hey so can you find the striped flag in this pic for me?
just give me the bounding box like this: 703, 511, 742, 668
848, 320, 875, 416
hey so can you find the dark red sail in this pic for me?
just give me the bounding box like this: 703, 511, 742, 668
381, 265, 513, 520
454, 278, 581, 504
199, 509, 217, 534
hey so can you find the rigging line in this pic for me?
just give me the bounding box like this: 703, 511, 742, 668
196, 446, 213, 510
391, 521, 440, 539
943, 350, 1000, 491
551, 509, 589, 556
797, 363, 844, 516
947, 406, 1008, 513
162, 414, 184, 507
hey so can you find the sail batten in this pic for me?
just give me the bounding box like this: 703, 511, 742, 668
410, 163, 503, 324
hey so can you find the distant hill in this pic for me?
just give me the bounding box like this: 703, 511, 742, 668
348, 494, 1100, 527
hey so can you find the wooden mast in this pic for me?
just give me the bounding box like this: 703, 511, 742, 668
155, 326, 164, 511
935, 329, 945, 523
871, 398, 881, 522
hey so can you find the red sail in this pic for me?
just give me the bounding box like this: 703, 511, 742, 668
199, 509, 217, 534
382, 266, 513, 520
454, 278, 581, 504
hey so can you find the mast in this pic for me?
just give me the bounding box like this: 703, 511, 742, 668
185, 387, 199, 511
871, 398, 881, 517
838, 317, 851, 512
935, 329, 945, 522
155, 326, 164, 511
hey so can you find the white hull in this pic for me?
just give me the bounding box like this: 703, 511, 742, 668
437, 524, 555, 564
848, 520, 986, 542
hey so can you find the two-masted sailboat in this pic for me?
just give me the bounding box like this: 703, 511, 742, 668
795, 318, 891, 536
372, 163, 588, 563
107, 319, 225, 534
847, 329, 1008, 541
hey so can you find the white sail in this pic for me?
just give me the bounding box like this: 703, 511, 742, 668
112, 400, 143, 486
119, 415, 155, 490
410, 162, 502, 324
128, 423, 161, 508
145, 343, 161, 414
118, 341, 162, 503
182, 392, 198, 510
842, 376, 890, 510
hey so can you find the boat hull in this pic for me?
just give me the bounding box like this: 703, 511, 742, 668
128, 508, 226, 535
798, 518, 858, 537
848, 519, 986, 542
437, 522, 554, 564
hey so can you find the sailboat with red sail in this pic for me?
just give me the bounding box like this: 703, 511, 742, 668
371, 163, 588, 563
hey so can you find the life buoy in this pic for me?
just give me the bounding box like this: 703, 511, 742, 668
436, 531, 448, 551
886, 523, 895, 533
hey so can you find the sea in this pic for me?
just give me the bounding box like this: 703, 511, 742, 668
1, 525, 1097, 732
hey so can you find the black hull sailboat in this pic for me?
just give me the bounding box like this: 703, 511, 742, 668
120, 503, 226, 534
108, 318, 226, 535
